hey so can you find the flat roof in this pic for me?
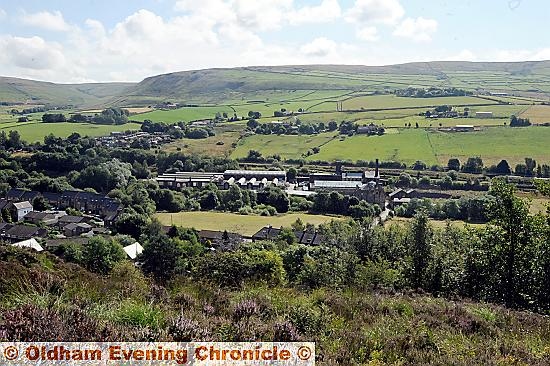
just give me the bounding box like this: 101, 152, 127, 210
224, 170, 286, 176
313, 180, 363, 189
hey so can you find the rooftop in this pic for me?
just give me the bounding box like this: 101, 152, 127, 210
313, 180, 363, 189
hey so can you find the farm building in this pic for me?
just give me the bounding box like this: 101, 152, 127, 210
475, 112, 493, 118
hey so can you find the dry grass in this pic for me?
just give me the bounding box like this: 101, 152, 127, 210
520, 105, 550, 123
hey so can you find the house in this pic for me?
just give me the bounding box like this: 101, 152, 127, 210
123, 242, 144, 260
103, 211, 120, 227
24, 211, 58, 226
57, 215, 86, 228
252, 226, 325, 245
59, 191, 80, 209
294, 231, 325, 245
12, 238, 44, 252
391, 197, 411, 209
388, 188, 416, 200
2, 225, 47, 242
20, 191, 41, 203
63, 222, 93, 237
252, 226, 282, 241
5, 188, 26, 201
41, 192, 61, 207
198, 230, 243, 246
9, 201, 33, 221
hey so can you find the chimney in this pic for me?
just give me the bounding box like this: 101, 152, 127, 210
375, 159, 379, 178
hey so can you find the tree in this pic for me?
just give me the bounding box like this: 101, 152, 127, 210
141, 232, 184, 282
462, 157, 483, 174
32, 196, 50, 211
81, 237, 126, 275
92, 108, 129, 125
247, 119, 259, 129
287, 167, 297, 183
525, 158, 537, 177
447, 158, 461, 172
7, 130, 22, 150
488, 180, 533, 308
495, 160, 511, 175
75, 159, 133, 192
408, 211, 433, 289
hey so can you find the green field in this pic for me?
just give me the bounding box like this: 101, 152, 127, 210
231, 132, 337, 160
132, 106, 234, 123
231, 126, 550, 166
155, 211, 343, 236
0, 121, 142, 142
314, 127, 550, 166
341, 95, 495, 110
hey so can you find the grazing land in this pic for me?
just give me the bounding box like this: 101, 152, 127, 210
231, 132, 337, 160
229, 126, 550, 166
155, 211, 344, 236
0, 121, 142, 142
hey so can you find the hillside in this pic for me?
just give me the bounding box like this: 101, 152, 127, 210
119, 61, 550, 105
3, 60, 550, 108
0, 76, 134, 107
1, 245, 550, 365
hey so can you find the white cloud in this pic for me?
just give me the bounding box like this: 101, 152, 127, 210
300, 37, 337, 57
233, 0, 294, 31
393, 17, 438, 42
0, 8, 6, 19
356, 26, 378, 41
345, 0, 404, 25
289, 0, 342, 25
0, 35, 66, 70
20, 10, 71, 32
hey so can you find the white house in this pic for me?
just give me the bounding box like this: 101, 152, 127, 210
11, 201, 33, 222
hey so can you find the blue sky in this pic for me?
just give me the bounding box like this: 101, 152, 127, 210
0, 0, 548, 82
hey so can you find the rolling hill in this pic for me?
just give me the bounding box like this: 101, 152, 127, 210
3, 60, 550, 107
0, 76, 134, 107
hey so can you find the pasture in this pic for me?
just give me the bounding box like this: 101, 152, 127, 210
311, 126, 550, 166
231, 126, 550, 166
231, 132, 337, 160
154, 211, 343, 236
341, 95, 495, 110
0, 121, 142, 142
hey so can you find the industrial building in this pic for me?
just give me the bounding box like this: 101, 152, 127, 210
156, 169, 286, 191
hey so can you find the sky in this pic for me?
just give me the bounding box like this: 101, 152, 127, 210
0, 0, 548, 83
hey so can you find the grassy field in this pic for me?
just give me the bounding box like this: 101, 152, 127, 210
341, 95, 495, 110
519, 105, 550, 123
228, 126, 550, 166
0, 121, 142, 142
311, 129, 438, 165
132, 106, 234, 123
312, 126, 550, 166
231, 132, 337, 160
155, 211, 343, 236
162, 123, 246, 157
